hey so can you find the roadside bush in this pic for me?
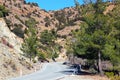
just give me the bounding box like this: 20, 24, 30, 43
37, 52, 46, 60
105, 72, 120, 80
111, 75, 120, 80
105, 72, 114, 78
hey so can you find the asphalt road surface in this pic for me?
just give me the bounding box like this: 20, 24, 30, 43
10, 62, 76, 80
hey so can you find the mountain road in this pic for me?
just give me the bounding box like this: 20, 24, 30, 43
10, 62, 76, 80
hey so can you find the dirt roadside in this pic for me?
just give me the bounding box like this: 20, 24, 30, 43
59, 75, 109, 80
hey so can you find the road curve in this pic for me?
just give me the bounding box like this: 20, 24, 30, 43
10, 62, 75, 80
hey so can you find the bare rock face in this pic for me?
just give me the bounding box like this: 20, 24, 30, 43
0, 18, 23, 54
0, 18, 33, 80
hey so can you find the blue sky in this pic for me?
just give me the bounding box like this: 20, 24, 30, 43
26, 0, 83, 11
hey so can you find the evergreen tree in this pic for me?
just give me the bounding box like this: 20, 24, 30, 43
40, 30, 55, 45
21, 18, 38, 61
40, 29, 59, 59
70, 0, 120, 75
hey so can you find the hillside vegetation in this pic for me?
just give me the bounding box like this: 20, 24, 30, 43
67, 0, 120, 78
0, 0, 120, 79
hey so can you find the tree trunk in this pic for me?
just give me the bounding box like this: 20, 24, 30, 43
98, 51, 104, 76
30, 56, 32, 62
69, 54, 74, 64
51, 47, 56, 62
30, 53, 32, 62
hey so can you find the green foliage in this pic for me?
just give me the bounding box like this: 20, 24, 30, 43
40, 30, 55, 45
68, 0, 120, 74
52, 52, 59, 58
94, 0, 106, 13
44, 16, 51, 27
37, 50, 46, 60
105, 72, 120, 80
54, 11, 67, 25
51, 44, 60, 58
0, 5, 9, 17
25, 18, 38, 28
40, 29, 60, 59
21, 28, 38, 61
21, 18, 38, 61
110, 75, 120, 80
105, 72, 114, 78
27, 2, 39, 7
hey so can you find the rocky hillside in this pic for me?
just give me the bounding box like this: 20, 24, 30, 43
0, 0, 118, 79
0, 0, 116, 44
0, 0, 80, 38
0, 18, 35, 80
0, 0, 81, 79
0, 0, 81, 59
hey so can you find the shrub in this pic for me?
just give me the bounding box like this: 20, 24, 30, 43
27, 2, 39, 7
105, 72, 114, 78
111, 75, 120, 80
25, 18, 37, 28
44, 16, 51, 27
105, 72, 120, 80
0, 5, 9, 17
37, 51, 46, 60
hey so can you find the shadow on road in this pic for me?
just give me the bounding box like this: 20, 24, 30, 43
60, 70, 74, 75
58, 64, 93, 76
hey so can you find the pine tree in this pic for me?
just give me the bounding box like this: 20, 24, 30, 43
70, 0, 120, 75
21, 18, 38, 61
40, 30, 59, 60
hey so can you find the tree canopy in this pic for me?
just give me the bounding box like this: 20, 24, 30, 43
40, 29, 59, 59
68, 0, 120, 75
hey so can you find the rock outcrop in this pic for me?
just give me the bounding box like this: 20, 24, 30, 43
0, 18, 33, 80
